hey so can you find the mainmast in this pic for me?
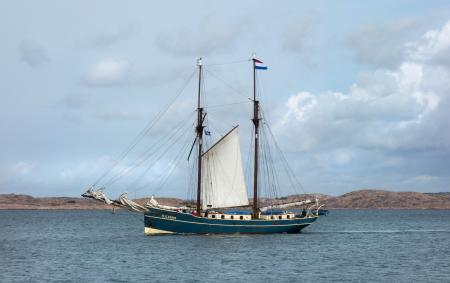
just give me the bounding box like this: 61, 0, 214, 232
196, 58, 204, 215
252, 54, 260, 219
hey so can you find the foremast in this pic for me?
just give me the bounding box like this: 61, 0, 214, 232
252, 54, 260, 219
196, 58, 204, 214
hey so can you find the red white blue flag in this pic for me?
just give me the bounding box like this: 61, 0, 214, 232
253, 58, 268, 70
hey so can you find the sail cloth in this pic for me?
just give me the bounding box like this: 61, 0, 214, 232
82, 187, 113, 205
201, 126, 249, 210
145, 196, 189, 210
116, 193, 147, 213
260, 199, 312, 212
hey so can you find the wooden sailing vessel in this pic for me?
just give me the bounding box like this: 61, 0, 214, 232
83, 55, 323, 235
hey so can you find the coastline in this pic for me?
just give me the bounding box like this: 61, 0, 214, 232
1, 189, 449, 210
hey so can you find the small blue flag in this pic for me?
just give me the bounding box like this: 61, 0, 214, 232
204, 129, 211, 136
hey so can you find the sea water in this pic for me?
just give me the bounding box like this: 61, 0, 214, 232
1, 209, 449, 282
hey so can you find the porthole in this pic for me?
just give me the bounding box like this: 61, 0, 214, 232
231, 216, 234, 219
271, 216, 274, 219
212, 215, 216, 219
221, 215, 225, 219
240, 216, 243, 220
287, 215, 290, 219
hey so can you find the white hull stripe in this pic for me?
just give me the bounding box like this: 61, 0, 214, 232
145, 215, 312, 228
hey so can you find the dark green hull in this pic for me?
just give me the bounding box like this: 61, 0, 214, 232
144, 207, 318, 235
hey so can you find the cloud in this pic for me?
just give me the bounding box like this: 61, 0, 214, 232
94, 109, 142, 122
84, 25, 138, 48
60, 156, 115, 183
18, 39, 50, 67
156, 17, 250, 57
409, 21, 450, 67
282, 17, 317, 54
60, 93, 91, 110
349, 19, 424, 68
275, 20, 450, 155
0, 161, 35, 187
413, 175, 439, 182
81, 58, 132, 87
277, 53, 450, 194
13, 161, 35, 176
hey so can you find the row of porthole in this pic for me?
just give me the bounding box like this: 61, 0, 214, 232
209, 215, 291, 220
211, 215, 246, 220
269, 215, 291, 219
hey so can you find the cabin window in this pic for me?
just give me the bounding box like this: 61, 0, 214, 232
271, 216, 274, 219
231, 216, 234, 219
287, 215, 290, 219
278, 216, 282, 219
221, 215, 225, 219
212, 215, 215, 218
240, 216, 243, 220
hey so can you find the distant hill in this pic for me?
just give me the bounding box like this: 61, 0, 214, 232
0, 189, 449, 210
0, 194, 111, 210
325, 190, 450, 209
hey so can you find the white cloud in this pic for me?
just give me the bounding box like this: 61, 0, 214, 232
60, 156, 116, 183
13, 161, 35, 176
276, 21, 450, 154
60, 93, 91, 110
0, 161, 35, 187
282, 17, 317, 54
410, 21, 450, 67
349, 18, 424, 68
156, 17, 250, 57
85, 25, 137, 48
413, 175, 439, 182
94, 109, 142, 122
82, 58, 132, 87
18, 39, 50, 67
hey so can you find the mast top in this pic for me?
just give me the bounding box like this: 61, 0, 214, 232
197, 57, 203, 66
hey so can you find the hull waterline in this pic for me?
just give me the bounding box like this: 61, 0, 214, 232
145, 207, 318, 235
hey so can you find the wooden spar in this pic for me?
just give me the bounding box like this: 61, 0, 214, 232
252, 55, 260, 219
196, 58, 204, 215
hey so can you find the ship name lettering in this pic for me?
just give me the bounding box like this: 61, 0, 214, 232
161, 214, 176, 220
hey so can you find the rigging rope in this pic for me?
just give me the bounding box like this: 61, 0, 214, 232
93, 69, 197, 188
120, 112, 196, 191
205, 101, 250, 109
104, 111, 195, 189
130, 121, 194, 194
260, 108, 307, 195
205, 69, 249, 100
203, 59, 250, 67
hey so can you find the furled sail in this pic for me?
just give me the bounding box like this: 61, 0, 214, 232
145, 196, 189, 210
260, 199, 312, 212
82, 187, 113, 205
116, 193, 147, 213
201, 126, 249, 210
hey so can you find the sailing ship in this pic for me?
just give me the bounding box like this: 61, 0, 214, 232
83, 55, 324, 235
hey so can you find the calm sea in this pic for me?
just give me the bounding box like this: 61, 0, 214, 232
1, 209, 449, 282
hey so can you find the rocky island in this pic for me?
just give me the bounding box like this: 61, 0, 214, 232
1, 189, 449, 210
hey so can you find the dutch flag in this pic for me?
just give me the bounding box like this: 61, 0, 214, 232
253, 58, 268, 70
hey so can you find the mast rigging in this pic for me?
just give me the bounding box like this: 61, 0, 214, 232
196, 58, 204, 214
252, 54, 260, 219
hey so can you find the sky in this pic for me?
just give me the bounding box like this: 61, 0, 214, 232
1, 0, 450, 198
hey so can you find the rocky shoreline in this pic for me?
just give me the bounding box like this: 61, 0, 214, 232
1, 189, 449, 210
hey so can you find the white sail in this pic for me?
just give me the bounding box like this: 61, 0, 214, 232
201, 126, 249, 210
